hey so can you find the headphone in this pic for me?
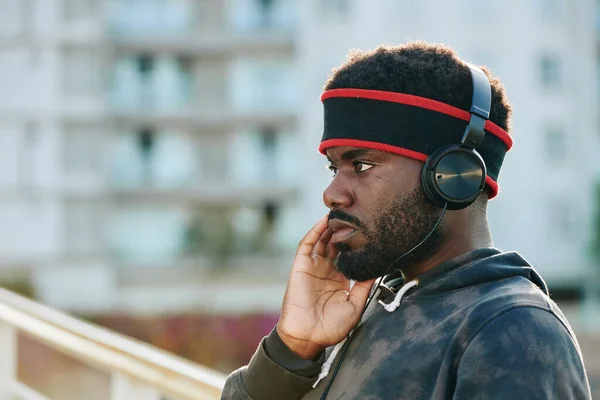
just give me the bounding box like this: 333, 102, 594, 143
421, 63, 491, 210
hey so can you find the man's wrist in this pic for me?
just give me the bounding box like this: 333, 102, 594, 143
239, 331, 324, 399
263, 327, 325, 378
275, 325, 325, 361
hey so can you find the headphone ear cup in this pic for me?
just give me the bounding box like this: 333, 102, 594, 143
421, 145, 486, 210
421, 146, 452, 208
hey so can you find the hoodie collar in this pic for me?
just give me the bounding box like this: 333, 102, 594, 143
384, 248, 548, 298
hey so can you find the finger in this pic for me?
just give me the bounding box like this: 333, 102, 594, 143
312, 228, 333, 258
296, 214, 329, 257
326, 242, 339, 261
348, 278, 377, 311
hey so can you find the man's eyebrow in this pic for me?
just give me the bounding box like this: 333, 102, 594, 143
340, 148, 381, 161
327, 149, 383, 164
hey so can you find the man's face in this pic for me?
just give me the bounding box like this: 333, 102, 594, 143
324, 146, 445, 282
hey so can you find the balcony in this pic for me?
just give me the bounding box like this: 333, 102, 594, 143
108, 109, 297, 132
106, 0, 296, 55
107, 0, 196, 38
228, 0, 297, 34
57, 195, 302, 264
110, 34, 295, 56
102, 125, 300, 197
108, 184, 297, 206
107, 54, 298, 129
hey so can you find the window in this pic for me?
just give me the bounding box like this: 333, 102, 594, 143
195, 61, 227, 110
107, 0, 193, 36
62, 0, 100, 22
597, 0, 600, 32
0, 123, 19, 187
135, 54, 154, 107
229, 127, 297, 184
537, 0, 563, 24
229, 0, 296, 32
272, 203, 303, 251
260, 126, 277, 180
548, 200, 576, 241
64, 202, 103, 256
597, 54, 600, 100
20, 0, 34, 38
0, 0, 34, 38
109, 129, 197, 189
151, 132, 198, 188
0, 46, 41, 91
137, 127, 155, 183
0, 0, 21, 37
257, 0, 276, 26
538, 54, 562, 89
107, 207, 187, 262
19, 122, 38, 194
136, 54, 155, 76
63, 124, 101, 173
152, 55, 193, 110
230, 58, 297, 111
111, 54, 191, 110
63, 123, 104, 173
230, 203, 281, 254
198, 134, 228, 181
25, 45, 41, 68
543, 125, 568, 163
322, 0, 349, 17
263, 202, 278, 230
63, 49, 104, 96
461, 0, 499, 23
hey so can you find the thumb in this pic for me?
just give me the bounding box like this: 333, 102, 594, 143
348, 278, 377, 312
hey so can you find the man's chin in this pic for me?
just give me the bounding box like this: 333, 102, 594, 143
334, 250, 380, 282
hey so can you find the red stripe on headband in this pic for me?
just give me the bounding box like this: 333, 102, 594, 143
485, 176, 499, 199
321, 88, 513, 151
319, 138, 428, 162
318, 138, 499, 199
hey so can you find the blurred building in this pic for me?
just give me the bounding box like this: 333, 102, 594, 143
0, 0, 599, 326
0, 0, 303, 314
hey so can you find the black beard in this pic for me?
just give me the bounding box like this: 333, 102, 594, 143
333, 188, 444, 282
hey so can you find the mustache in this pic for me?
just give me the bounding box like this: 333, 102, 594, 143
328, 210, 361, 228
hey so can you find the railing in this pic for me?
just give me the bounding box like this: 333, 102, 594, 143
0, 287, 226, 400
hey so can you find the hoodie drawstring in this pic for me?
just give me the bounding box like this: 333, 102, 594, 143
313, 278, 418, 388
313, 278, 382, 388
378, 279, 418, 312
312, 337, 347, 388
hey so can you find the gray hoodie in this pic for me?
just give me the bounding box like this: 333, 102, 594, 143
221, 248, 591, 399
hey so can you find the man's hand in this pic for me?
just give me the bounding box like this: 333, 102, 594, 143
276, 214, 376, 360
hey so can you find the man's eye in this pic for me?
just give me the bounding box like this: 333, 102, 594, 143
354, 162, 373, 173
327, 165, 338, 176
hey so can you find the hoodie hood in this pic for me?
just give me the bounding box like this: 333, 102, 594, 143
391, 247, 549, 299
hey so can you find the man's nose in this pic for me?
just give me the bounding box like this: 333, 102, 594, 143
323, 175, 353, 210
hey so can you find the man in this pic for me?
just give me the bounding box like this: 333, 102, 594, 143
221, 42, 591, 399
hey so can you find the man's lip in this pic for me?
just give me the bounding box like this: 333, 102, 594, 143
328, 219, 359, 244
330, 228, 357, 244
328, 219, 358, 232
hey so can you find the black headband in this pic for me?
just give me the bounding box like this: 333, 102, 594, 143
319, 88, 513, 198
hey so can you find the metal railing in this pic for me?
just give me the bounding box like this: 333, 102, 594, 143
0, 287, 226, 400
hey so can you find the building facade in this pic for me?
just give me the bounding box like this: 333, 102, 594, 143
0, 0, 598, 324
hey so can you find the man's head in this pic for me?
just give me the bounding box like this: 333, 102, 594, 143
321, 42, 513, 282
